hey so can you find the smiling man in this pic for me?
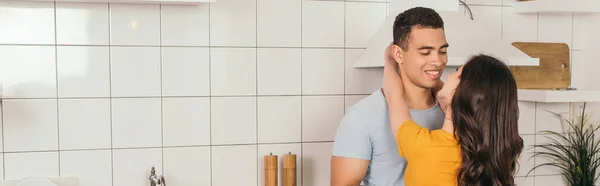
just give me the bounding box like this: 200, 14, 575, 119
331, 7, 448, 186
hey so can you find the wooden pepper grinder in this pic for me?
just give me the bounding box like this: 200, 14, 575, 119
264, 153, 278, 186
283, 152, 297, 186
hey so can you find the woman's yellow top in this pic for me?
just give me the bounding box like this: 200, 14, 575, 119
396, 120, 462, 186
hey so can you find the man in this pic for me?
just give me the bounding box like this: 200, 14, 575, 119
331, 7, 449, 186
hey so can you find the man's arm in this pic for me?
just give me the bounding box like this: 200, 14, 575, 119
330, 108, 372, 186
331, 156, 369, 186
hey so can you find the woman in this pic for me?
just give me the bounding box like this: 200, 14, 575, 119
383, 47, 523, 186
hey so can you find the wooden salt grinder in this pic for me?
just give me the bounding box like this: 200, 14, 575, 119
283, 152, 297, 186
264, 153, 278, 186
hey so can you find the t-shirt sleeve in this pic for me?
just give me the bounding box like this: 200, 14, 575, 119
331, 109, 372, 160
396, 120, 431, 159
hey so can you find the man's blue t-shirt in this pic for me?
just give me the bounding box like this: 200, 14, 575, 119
332, 89, 445, 186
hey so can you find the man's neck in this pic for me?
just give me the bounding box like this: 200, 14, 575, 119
400, 76, 436, 110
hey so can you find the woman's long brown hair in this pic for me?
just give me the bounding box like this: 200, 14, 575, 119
451, 54, 524, 186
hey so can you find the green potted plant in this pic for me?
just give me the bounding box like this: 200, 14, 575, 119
527, 102, 600, 186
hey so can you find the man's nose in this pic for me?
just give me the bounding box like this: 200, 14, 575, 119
429, 55, 444, 68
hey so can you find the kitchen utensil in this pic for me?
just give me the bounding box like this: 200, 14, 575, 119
509, 42, 571, 89
283, 152, 297, 186
264, 153, 278, 186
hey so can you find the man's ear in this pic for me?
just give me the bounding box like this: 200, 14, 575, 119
392, 44, 403, 65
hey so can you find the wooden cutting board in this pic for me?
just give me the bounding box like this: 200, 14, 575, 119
509, 42, 571, 89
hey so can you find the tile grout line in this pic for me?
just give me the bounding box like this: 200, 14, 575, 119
570, 13, 575, 84
300, 0, 304, 185
53, 1, 61, 176
571, 13, 575, 49
0, 141, 331, 153
500, 1, 504, 39
534, 11, 538, 183
385, 0, 388, 15
107, 3, 115, 186
533, 102, 537, 183
1, 93, 372, 100
208, 3, 213, 186
343, 0, 347, 118
466, 4, 509, 7
159, 3, 165, 175
536, 13, 539, 42
1, 14, 4, 178
256, 0, 259, 186
1, 87, 3, 180
0, 43, 369, 49
331, 0, 384, 3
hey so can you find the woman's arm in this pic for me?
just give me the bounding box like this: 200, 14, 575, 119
432, 79, 444, 98
386, 93, 412, 139
382, 43, 412, 139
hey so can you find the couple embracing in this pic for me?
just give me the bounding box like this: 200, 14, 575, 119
331, 6, 524, 186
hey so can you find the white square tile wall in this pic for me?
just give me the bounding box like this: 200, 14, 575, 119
109, 4, 161, 46
60, 150, 112, 186
58, 99, 111, 150
210, 0, 257, 47
110, 47, 162, 97
56, 3, 109, 45
162, 97, 211, 146
112, 148, 162, 186
257, 48, 302, 95
0, 46, 57, 98
57, 46, 111, 98
0, 0, 592, 185
161, 47, 210, 96
257, 0, 301, 47
466, 0, 502, 6
302, 0, 344, 47
161, 4, 210, 46
468, 6, 502, 38
211, 97, 257, 145
0, 1, 55, 45
4, 152, 59, 180
111, 98, 162, 148
163, 146, 212, 185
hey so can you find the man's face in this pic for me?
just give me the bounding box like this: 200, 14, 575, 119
393, 27, 448, 89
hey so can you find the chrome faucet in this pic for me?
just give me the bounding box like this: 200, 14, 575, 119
149, 167, 166, 186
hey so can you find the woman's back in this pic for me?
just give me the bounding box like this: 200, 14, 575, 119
450, 55, 523, 186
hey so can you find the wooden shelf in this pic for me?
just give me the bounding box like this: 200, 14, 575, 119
11, 0, 216, 4
518, 89, 600, 103
514, 0, 600, 14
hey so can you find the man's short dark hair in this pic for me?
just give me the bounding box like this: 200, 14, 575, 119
393, 7, 444, 51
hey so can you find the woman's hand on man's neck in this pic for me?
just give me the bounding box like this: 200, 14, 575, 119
398, 77, 437, 110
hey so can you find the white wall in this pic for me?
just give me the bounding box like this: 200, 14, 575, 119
0, 0, 597, 186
